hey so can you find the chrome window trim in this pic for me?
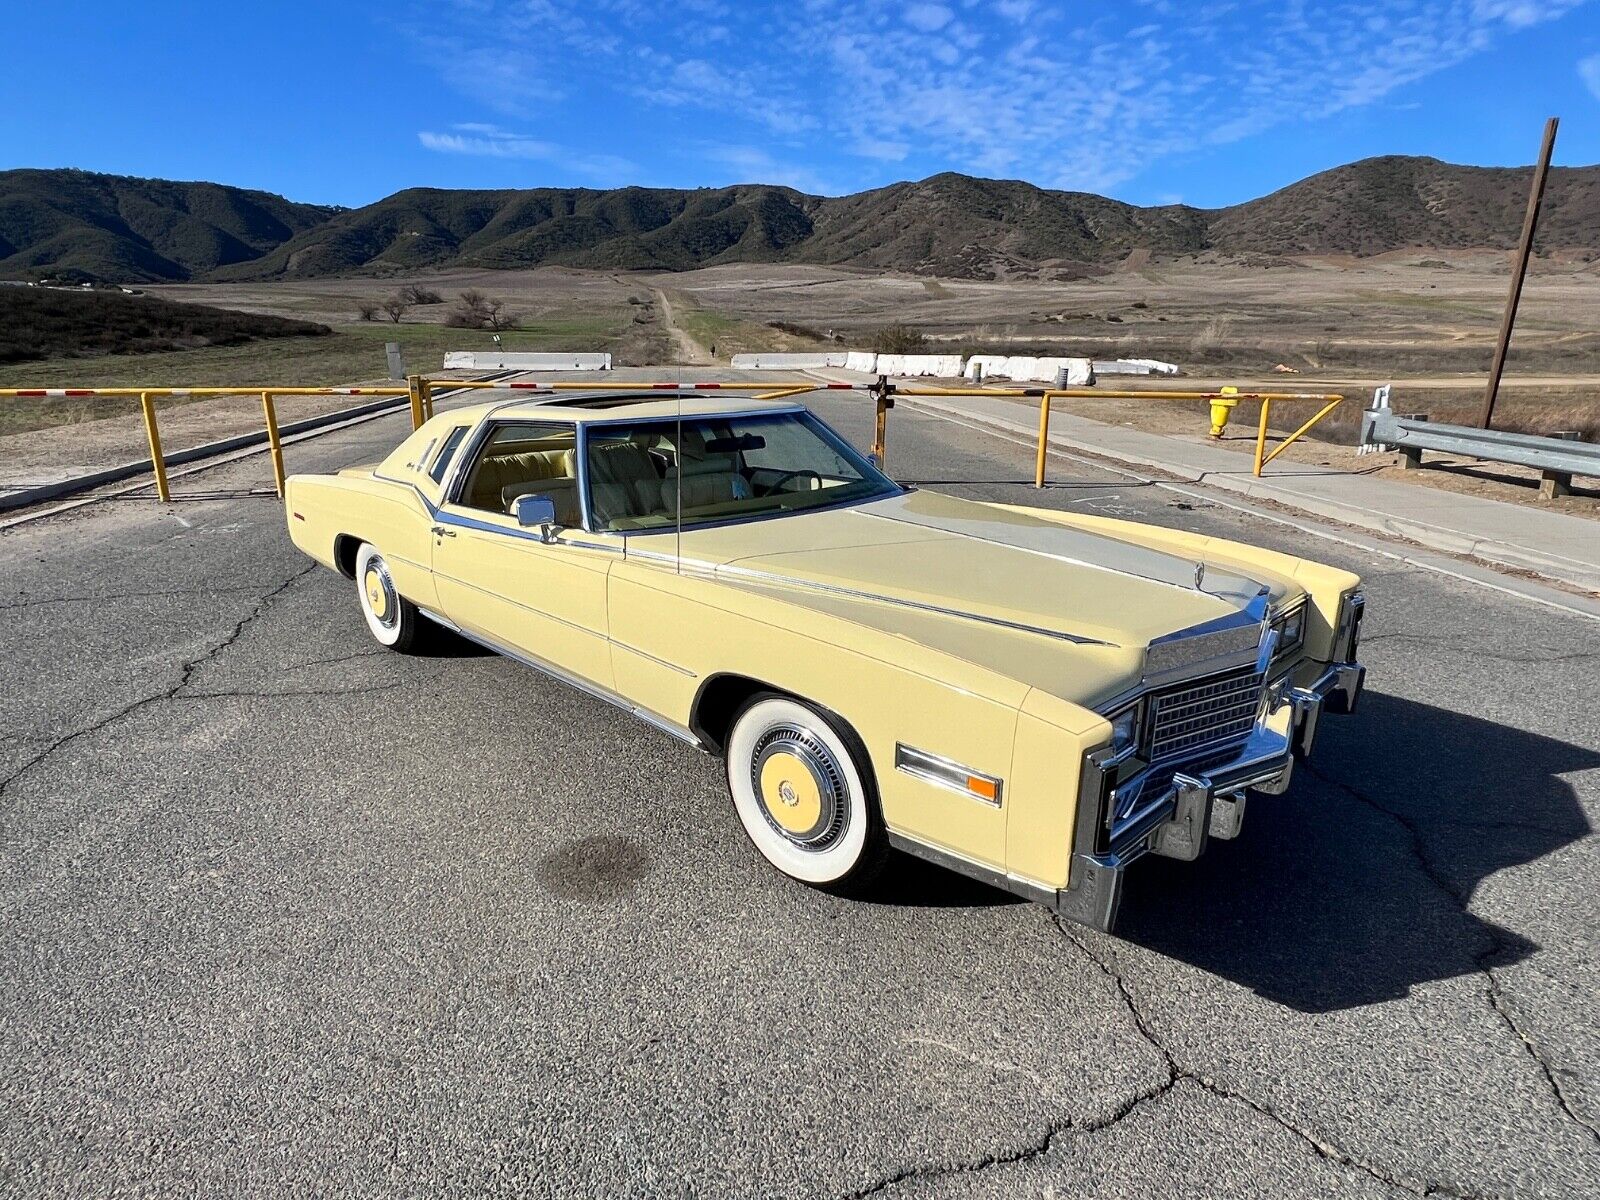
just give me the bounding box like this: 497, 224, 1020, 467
443, 410, 578, 511
428, 424, 472, 483
893, 743, 1004, 808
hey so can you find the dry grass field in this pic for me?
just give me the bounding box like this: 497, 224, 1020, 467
2, 254, 1595, 507
108, 250, 1600, 441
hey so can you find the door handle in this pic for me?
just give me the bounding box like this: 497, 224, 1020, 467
431, 525, 456, 538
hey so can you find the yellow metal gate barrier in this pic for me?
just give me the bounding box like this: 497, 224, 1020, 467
1, 375, 1346, 505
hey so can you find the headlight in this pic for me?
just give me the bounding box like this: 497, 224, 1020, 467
1108, 704, 1141, 755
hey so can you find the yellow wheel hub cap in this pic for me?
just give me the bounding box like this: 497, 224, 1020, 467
364, 567, 390, 621
759, 751, 823, 836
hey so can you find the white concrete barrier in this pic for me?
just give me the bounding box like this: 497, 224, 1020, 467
874, 353, 964, 377
730, 352, 848, 369
443, 352, 612, 371
1092, 358, 1179, 376
844, 351, 879, 373
965, 356, 1093, 386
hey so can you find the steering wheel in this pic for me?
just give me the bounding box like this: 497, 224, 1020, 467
766, 469, 821, 495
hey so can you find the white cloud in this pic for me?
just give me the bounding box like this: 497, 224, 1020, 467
904, 3, 953, 32
1581, 52, 1600, 100
417, 127, 638, 184
698, 144, 844, 194
411, 0, 1595, 194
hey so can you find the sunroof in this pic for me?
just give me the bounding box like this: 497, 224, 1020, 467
542, 394, 685, 409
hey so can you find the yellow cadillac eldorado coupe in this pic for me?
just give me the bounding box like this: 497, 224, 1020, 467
285, 389, 1364, 931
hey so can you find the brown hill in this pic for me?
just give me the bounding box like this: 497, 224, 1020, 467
5, 156, 1597, 284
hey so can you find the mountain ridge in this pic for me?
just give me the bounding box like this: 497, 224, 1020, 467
3, 156, 1597, 284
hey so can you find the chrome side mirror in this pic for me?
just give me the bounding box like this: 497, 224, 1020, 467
512, 493, 560, 542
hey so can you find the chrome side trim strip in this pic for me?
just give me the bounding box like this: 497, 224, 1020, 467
416, 604, 461, 633
611, 639, 696, 677
887, 831, 1055, 905
894, 743, 1004, 807
448, 621, 707, 752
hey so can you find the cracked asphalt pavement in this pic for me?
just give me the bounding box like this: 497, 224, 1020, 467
2, 374, 1596, 1198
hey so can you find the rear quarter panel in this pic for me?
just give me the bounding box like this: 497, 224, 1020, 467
284, 473, 437, 608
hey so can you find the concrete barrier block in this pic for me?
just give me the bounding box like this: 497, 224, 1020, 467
442, 352, 612, 370
729, 352, 848, 369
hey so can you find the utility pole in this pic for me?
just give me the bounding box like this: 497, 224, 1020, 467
1480, 117, 1558, 430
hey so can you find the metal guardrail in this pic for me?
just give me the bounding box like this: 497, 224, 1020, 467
1360, 386, 1598, 498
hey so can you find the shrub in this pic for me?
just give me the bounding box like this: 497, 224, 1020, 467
381, 297, 409, 323
0, 288, 328, 364
868, 324, 926, 354
399, 285, 443, 305
767, 319, 826, 340
357, 301, 378, 321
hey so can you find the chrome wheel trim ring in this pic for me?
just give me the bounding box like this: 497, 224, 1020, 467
749, 724, 849, 849
362, 557, 400, 630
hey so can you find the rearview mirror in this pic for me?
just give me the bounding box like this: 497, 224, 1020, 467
512, 493, 559, 542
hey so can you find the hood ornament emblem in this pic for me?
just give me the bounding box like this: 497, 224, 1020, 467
1194, 562, 1206, 591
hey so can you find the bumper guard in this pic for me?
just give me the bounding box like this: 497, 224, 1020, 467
1054, 658, 1364, 933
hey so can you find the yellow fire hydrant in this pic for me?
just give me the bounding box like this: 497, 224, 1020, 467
1209, 387, 1239, 438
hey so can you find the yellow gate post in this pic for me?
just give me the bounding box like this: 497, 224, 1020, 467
1254, 397, 1275, 475
139, 391, 171, 502
1034, 392, 1054, 488
407, 374, 426, 430
261, 392, 287, 497
868, 376, 893, 471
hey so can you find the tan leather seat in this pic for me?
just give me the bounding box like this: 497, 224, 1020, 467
662, 450, 750, 513
465, 447, 574, 511
502, 477, 582, 527
588, 440, 665, 527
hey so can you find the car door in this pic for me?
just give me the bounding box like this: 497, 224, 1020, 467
430, 419, 617, 688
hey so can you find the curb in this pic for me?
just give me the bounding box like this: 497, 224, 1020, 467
899, 393, 1600, 595
0, 394, 411, 513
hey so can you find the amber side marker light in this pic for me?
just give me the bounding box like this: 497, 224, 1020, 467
966, 776, 1000, 804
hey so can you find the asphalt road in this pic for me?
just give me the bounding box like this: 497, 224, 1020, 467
2, 371, 1596, 1198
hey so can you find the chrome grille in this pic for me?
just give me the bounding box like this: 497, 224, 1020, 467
1146, 664, 1264, 764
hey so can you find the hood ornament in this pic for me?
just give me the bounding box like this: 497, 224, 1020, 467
1194, 562, 1206, 591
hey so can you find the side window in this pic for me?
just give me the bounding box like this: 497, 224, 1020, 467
454, 421, 580, 524
586, 425, 673, 531
429, 426, 470, 483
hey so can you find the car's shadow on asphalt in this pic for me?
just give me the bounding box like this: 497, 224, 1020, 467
868, 853, 1026, 909
1113, 691, 1596, 1012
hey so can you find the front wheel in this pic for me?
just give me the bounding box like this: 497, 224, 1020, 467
355, 543, 427, 653
725, 695, 888, 892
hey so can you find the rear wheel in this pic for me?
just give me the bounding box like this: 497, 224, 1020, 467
725, 695, 888, 892
355, 543, 426, 653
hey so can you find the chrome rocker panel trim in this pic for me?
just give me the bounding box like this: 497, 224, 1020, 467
1056, 656, 1365, 934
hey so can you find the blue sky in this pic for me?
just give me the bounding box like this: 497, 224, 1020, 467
4, 1, 1598, 209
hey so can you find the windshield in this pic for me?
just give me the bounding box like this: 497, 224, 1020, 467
584, 410, 899, 532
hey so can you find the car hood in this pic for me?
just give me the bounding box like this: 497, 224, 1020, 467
671, 489, 1285, 651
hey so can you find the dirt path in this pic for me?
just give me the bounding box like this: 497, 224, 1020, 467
653, 289, 711, 365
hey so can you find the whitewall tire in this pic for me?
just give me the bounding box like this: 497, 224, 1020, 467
725, 695, 887, 891
355, 543, 424, 653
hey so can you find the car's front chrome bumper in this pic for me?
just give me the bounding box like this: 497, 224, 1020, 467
1054, 657, 1365, 933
